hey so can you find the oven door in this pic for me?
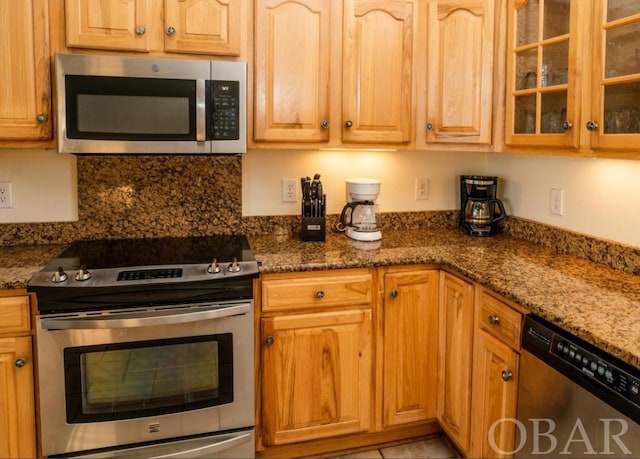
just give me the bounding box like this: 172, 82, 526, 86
35, 302, 254, 457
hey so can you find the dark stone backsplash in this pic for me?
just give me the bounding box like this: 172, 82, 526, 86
0, 155, 638, 275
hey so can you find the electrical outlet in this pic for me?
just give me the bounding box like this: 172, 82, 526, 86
282, 178, 297, 203
0, 181, 13, 208
415, 178, 429, 200
550, 188, 563, 216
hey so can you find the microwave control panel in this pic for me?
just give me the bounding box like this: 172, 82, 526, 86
210, 80, 240, 140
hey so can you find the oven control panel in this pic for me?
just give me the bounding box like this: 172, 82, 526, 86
118, 268, 183, 281
550, 333, 640, 409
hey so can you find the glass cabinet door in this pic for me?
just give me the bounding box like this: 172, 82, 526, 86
506, 0, 576, 147
590, 0, 640, 150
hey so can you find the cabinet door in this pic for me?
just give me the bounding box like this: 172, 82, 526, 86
342, 0, 415, 144
505, 0, 579, 148
65, 0, 150, 51
588, 0, 640, 151
423, 0, 494, 145
261, 309, 372, 446
437, 271, 474, 454
469, 330, 519, 459
164, 0, 241, 55
0, 337, 36, 458
0, 0, 51, 140
382, 269, 438, 427
253, 0, 333, 143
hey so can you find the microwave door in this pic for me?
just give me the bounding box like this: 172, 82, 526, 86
56, 54, 213, 154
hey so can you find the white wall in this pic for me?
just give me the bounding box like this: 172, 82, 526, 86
487, 152, 640, 247
0, 150, 78, 223
243, 148, 640, 248
242, 149, 487, 216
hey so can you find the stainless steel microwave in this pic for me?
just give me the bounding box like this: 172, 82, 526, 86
55, 53, 246, 154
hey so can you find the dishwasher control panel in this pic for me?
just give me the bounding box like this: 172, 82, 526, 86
551, 336, 640, 408
523, 315, 640, 411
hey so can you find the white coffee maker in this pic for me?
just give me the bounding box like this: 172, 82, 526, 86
338, 178, 382, 241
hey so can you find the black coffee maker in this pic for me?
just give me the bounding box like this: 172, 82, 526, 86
460, 175, 506, 236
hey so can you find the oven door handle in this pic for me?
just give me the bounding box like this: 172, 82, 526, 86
40, 303, 251, 330
153, 431, 253, 459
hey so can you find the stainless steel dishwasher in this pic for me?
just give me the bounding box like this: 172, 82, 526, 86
515, 315, 639, 458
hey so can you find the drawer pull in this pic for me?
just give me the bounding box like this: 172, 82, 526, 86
390, 290, 399, 298
488, 315, 500, 326
315, 290, 325, 299
264, 336, 275, 346
501, 370, 513, 382
14, 358, 26, 368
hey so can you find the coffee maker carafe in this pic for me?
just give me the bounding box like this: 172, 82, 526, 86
338, 178, 382, 241
460, 175, 506, 236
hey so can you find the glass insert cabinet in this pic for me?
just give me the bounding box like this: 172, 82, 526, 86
505, 0, 640, 153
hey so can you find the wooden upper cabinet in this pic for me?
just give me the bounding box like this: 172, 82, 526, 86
253, 0, 333, 143
65, 0, 151, 51
419, 0, 494, 146
164, 0, 241, 55
252, 0, 416, 148
505, 0, 640, 157
0, 0, 52, 141
64, 0, 243, 55
342, 0, 415, 144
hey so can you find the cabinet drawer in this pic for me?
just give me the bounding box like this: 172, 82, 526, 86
477, 291, 522, 349
0, 296, 31, 334
261, 270, 372, 313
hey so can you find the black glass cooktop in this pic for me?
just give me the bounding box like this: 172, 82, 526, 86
41, 235, 255, 271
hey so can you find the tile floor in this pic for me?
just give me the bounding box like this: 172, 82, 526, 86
328, 436, 461, 459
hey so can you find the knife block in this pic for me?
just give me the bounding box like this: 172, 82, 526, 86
301, 216, 326, 242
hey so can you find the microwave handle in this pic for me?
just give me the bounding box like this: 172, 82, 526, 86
40, 302, 250, 330
196, 79, 206, 142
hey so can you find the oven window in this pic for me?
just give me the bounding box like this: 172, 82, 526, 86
64, 334, 233, 423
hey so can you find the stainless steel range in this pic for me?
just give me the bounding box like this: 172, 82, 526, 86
27, 236, 259, 458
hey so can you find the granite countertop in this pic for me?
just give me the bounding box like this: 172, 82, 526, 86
0, 244, 68, 290
249, 228, 640, 370
2, 229, 639, 370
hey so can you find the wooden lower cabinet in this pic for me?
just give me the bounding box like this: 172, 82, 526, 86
468, 287, 524, 459
257, 266, 440, 456
260, 309, 373, 446
0, 293, 37, 459
437, 271, 475, 453
381, 267, 438, 427
257, 269, 525, 458
469, 329, 519, 458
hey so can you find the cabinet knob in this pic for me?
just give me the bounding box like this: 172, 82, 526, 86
390, 290, 399, 298
264, 336, 275, 346
426, 122, 434, 131
344, 120, 353, 128
586, 120, 598, 131
135, 25, 146, 35
315, 290, 325, 299
36, 113, 48, 123
15, 358, 26, 368
562, 120, 573, 130
166, 26, 176, 37
501, 370, 513, 382
321, 120, 330, 129
488, 315, 500, 326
